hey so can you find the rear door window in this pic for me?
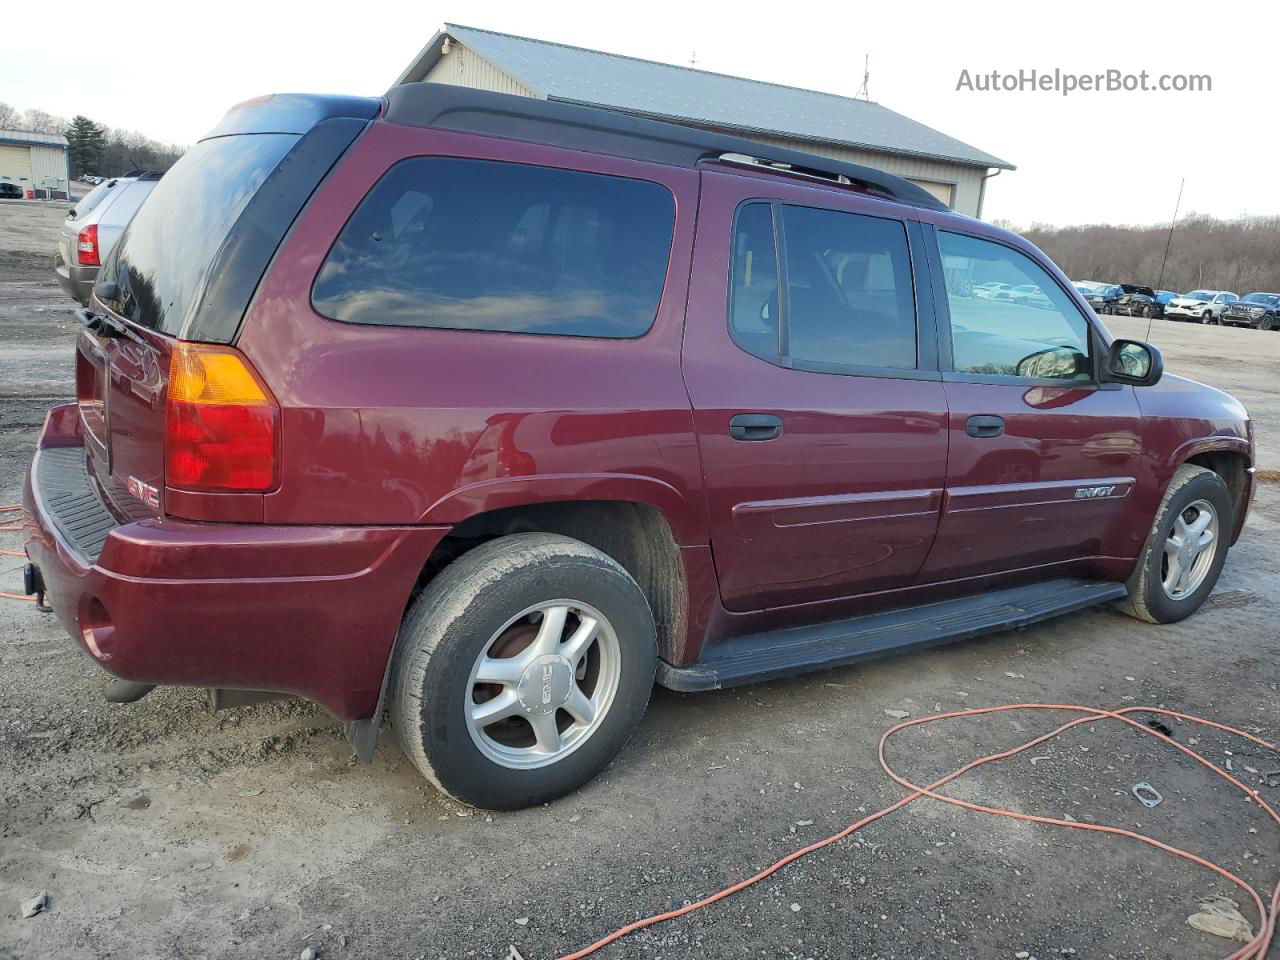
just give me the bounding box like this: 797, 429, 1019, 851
312, 157, 675, 338
728, 201, 918, 371
99, 133, 299, 335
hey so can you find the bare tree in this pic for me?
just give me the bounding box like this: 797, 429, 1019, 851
19, 108, 69, 134
1024, 214, 1280, 295
0, 101, 19, 130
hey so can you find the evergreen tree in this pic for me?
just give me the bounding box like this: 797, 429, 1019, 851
65, 116, 107, 179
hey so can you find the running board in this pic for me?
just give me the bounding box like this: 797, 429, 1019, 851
657, 578, 1127, 692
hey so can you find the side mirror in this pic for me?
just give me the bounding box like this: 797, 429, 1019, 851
1103, 338, 1163, 386
1016, 345, 1088, 379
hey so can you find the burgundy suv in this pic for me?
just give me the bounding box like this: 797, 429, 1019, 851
23, 85, 1254, 809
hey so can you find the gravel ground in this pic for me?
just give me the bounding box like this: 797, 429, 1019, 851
1, 199, 1277, 960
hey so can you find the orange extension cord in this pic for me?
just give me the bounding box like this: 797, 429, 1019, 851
1, 502, 34, 600
559, 704, 1279, 960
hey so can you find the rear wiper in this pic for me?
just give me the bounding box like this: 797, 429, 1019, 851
75, 306, 127, 339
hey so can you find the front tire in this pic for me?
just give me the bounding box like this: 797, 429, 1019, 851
391, 533, 657, 809
1115, 465, 1233, 624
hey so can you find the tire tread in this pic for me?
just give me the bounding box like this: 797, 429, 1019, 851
1116, 464, 1223, 623
389, 533, 654, 807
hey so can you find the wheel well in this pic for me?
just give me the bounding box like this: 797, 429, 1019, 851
414, 501, 687, 662
1185, 451, 1249, 517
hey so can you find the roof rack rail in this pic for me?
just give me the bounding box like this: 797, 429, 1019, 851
383, 83, 950, 212
715, 152, 905, 202
718, 153, 852, 185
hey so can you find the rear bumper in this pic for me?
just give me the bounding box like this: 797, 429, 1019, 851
54, 256, 95, 306
23, 405, 447, 720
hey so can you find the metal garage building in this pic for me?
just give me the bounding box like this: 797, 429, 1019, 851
395, 25, 1013, 217
0, 129, 69, 199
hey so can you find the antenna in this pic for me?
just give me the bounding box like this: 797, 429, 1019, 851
1149, 177, 1185, 340
856, 54, 870, 100
689, 50, 697, 68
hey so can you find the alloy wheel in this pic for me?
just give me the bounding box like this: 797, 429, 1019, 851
464, 600, 622, 769
1161, 499, 1219, 600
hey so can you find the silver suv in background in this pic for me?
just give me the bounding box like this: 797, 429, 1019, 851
55, 172, 161, 305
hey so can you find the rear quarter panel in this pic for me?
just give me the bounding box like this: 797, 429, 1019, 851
235, 122, 708, 546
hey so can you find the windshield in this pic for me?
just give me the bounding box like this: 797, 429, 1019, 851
1184, 290, 1213, 301
99, 133, 298, 335
1242, 293, 1280, 305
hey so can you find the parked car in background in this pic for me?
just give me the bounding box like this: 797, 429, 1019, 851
1010, 283, 1053, 309
1165, 290, 1239, 323
22, 85, 1255, 810
55, 173, 162, 306
1223, 292, 1280, 330
1085, 283, 1122, 313
0, 182, 24, 199
1112, 284, 1158, 318
974, 281, 1014, 300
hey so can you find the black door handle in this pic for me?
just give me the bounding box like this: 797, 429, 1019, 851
729, 413, 783, 441
966, 415, 1005, 438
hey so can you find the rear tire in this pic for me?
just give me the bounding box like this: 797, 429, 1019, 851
1115, 465, 1233, 624
390, 533, 656, 810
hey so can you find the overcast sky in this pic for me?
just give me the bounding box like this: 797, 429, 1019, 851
1, 0, 1273, 227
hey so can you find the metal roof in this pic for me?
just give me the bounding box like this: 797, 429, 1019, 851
384, 84, 950, 211
396, 25, 1013, 171
0, 129, 68, 148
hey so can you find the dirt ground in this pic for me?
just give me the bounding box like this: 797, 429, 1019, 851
1, 199, 1277, 960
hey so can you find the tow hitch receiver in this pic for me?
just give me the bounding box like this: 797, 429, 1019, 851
23, 563, 52, 613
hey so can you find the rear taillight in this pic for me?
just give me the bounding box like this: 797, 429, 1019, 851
76, 224, 100, 266
165, 343, 278, 492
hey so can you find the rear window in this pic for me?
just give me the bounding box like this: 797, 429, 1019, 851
97, 180, 158, 227
69, 180, 116, 221
100, 134, 297, 334
312, 157, 675, 338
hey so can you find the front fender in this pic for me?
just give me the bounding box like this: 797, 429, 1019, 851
1162, 435, 1253, 475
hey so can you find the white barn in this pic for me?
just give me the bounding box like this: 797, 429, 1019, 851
395, 25, 1014, 218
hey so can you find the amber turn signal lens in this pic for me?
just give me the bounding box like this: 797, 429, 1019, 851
165, 343, 278, 492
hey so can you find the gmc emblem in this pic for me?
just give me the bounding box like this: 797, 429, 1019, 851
1074, 485, 1116, 500
126, 475, 160, 509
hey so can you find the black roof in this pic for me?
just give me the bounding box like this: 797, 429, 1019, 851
384, 83, 950, 212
